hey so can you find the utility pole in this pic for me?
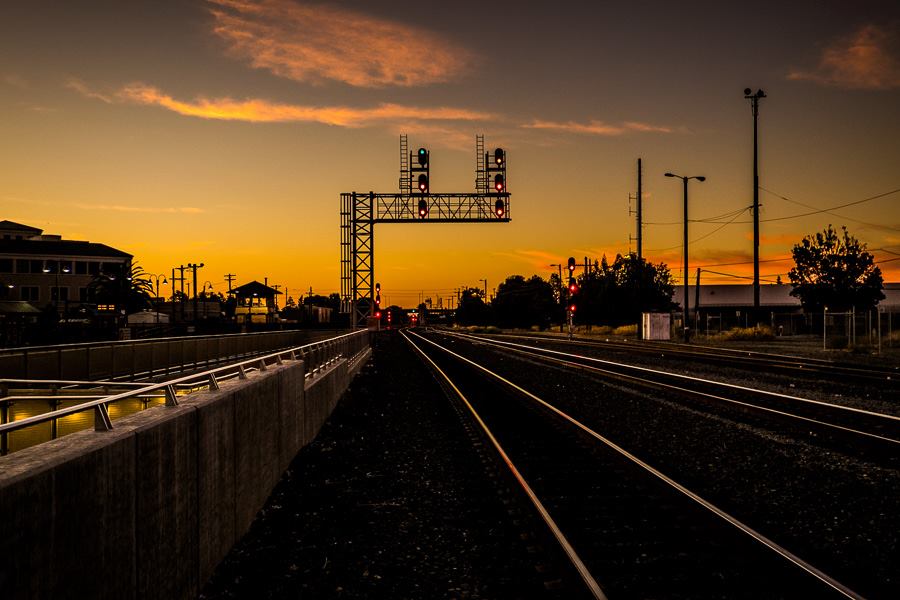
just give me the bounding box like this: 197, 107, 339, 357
224, 273, 236, 294
187, 262, 204, 324
637, 158, 643, 260
745, 88, 766, 315
694, 268, 701, 334
480, 279, 488, 302
174, 265, 187, 323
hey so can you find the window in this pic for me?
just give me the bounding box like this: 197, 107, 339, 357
51, 287, 69, 302
31, 259, 43, 273
16, 259, 31, 274
21, 286, 39, 302
75, 261, 88, 275
0, 258, 12, 273
88, 262, 100, 275
79, 287, 90, 302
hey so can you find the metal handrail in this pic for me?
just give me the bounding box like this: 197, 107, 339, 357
0, 328, 345, 354
0, 329, 369, 438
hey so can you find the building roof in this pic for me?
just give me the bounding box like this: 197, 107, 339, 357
0, 301, 42, 315
0, 220, 42, 235
0, 238, 132, 259
673, 283, 900, 309
230, 280, 282, 297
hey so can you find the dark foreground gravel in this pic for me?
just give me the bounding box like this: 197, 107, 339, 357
200, 331, 564, 599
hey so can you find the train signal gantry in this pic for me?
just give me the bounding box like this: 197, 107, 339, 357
340, 134, 512, 327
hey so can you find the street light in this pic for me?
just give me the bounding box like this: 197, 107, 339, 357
149, 274, 167, 324
664, 172, 706, 342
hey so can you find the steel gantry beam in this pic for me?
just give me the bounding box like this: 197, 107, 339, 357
340, 191, 511, 327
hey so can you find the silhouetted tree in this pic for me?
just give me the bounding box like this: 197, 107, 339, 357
88, 263, 152, 313
455, 288, 491, 325
492, 275, 555, 328
576, 254, 675, 325
788, 225, 884, 312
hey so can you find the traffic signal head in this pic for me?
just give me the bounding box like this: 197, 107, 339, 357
417, 147, 428, 167
494, 198, 505, 217
375, 282, 381, 293
418, 173, 428, 193
567, 256, 576, 273
568, 277, 577, 293
375, 311, 381, 318
494, 173, 504, 192
418, 198, 428, 218
569, 304, 576, 312
375, 294, 381, 306
494, 147, 504, 165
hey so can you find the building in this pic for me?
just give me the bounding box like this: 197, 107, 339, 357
0, 220, 132, 312
231, 280, 282, 325
672, 283, 900, 334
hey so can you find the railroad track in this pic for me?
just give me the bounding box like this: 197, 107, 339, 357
480, 331, 900, 386
403, 328, 863, 599
446, 329, 900, 462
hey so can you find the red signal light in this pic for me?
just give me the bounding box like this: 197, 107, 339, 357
569, 304, 576, 312
418, 198, 428, 218
418, 173, 428, 192
494, 198, 504, 217
494, 174, 504, 192
375, 311, 381, 318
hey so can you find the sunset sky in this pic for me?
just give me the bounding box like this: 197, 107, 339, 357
2, 0, 899, 307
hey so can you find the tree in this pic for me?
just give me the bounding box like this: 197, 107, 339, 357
788, 225, 884, 312
492, 275, 556, 328
455, 288, 491, 325
576, 254, 675, 325
88, 262, 153, 314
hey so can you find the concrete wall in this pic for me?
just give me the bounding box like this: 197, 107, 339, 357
0, 346, 371, 600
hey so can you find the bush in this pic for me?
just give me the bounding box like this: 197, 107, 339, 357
594, 326, 614, 334
613, 324, 637, 336
720, 326, 775, 341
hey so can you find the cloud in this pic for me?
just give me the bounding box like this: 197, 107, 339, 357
788, 24, 900, 90
206, 0, 472, 88
523, 119, 674, 136
4, 74, 29, 89
112, 83, 492, 126
73, 203, 205, 214
65, 78, 113, 103
68, 80, 493, 127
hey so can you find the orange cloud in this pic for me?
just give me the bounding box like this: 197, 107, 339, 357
70, 81, 492, 127
788, 24, 900, 90
207, 0, 472, 88
65, 78, 113, 103
523, 119, 673, 136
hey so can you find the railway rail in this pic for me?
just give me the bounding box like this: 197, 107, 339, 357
403, 328, 863, 599
446, 330, 900, 461
484, 331, 900, 386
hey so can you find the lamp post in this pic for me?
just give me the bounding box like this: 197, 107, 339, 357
149, 274, 167, 324
664, 172, 706, 342
745, 88, 766, 316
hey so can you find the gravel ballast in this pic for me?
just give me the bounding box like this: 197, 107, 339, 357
200, 332, 563, 599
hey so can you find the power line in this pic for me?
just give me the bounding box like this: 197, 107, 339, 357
760, 186, 900, 233
724, 186, 900, 224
